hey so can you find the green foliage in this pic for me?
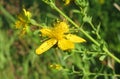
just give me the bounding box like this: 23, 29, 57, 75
0, 0, 120, 79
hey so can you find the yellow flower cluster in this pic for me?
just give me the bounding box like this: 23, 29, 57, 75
50, 64, 62, 70
36, 21, 86, 55
15, 9, 32, 37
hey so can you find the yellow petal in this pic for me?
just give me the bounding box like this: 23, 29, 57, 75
40, 28, 52, 37
58, 38, 74, 50
36, 39, 57, 55
19, 27, 26, 37
23, 8, 31, 19
23, 9, 27, 15
15, 21, 22, 28
18, 15, 25, 22
54, 22, 69, 34
65, 34, 86, 43
64, 0, 71, 5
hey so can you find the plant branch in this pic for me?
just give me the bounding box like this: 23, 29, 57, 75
43, 1, 120, 63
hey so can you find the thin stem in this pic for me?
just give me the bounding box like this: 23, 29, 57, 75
103, 46, 120, 63
70, 71, 120, 77
89, 73, 120, 77
48, 2, 120, 63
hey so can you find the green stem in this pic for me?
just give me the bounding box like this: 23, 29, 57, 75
71, 71, 120, 77
49, 2, 120, 63
89, 73, 120, 77
103, 46, 120, 63
0, 4, 15, 22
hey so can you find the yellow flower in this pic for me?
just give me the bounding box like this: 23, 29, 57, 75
63, 0, 71, 5
36, 21, 86, 55
15, 8, 31, 36
63, 0, 75, 5
98, 0, 104, 4
50, 64, 62, 70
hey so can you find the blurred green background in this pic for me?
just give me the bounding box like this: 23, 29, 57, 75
0, 0, 120, 79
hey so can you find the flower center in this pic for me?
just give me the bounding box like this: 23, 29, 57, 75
51, 31, 64, 40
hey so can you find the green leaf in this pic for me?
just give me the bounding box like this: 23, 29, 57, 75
99, 55, 106, 61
